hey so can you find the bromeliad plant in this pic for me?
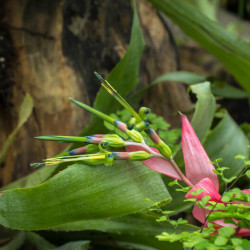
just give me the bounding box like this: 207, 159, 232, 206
34, 72, 250, 240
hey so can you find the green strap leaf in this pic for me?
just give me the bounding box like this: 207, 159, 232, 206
0, 232, 25, 250
53, 214, 197, 234
24, 232, 55, 250
166, 111, 249, 213
17, 94, 34, 127
0, 231, 90, 250
148, 0, 250, 92
0, 161, 170, 230
211, 83, 250, 99
165, 82, 216, 213
81, 0, 144, 136
190, 82, 216, 142
204, 111, 249, 178
54, 240, 90, 250
128, 71, 249, 107
0, 94, 33, 164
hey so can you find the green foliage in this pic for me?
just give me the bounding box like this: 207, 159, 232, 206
147, 0, 250, 92
204, 110, 249, 179
0, 161, 171, 230
186, 0, 219, 21
164, 82, 216, 214
1, 1, 250, 249
190, 82, 216, 142
212, 158, 238, 185
104, 109, 181, 153
241, 123, 250, 141
210, 80, 250, 99
128, 71, 206, 106
52, 214, 196, 250
0, 231, 90, 250
80, 0, 144, 136
129, 72, 250, 108
0, 94, 33, 164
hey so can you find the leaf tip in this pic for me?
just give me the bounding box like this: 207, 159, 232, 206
94, 71, 105, 82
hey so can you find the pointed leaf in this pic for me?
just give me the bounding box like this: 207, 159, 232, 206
126, 145, 181, 180
25, 232, 55, 249
53, 240, 90, 250
148, 0, 250, 92
0, 232, 25, 250
204, 111, 249, 178
174, 81, 215, 166
53, 214, 197, 234
0, 94, 33, 164
80, 0, 144, 136
17, 94, 34, 127
128, 72, 206, 106
0, 161, 170, 230
53, 214, 197, 250
35, 135, 88, 143
190, 82, 216, 142
163, 82, 216, 213
1, 1, 144, 190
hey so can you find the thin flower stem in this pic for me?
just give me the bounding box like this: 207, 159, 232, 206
124, 141, 165, 159
125, 141, 193, 187
169, 159, 193, 187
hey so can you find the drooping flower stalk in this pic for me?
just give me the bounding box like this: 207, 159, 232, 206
34, 72, 186, 185
69, 97, 143, 143
33, 71, 250, 236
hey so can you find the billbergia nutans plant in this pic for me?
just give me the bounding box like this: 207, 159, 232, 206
1, 1, 250, 249
33, 72, 250, 238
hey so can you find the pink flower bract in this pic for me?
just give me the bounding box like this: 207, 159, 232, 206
181, 114, 219, 190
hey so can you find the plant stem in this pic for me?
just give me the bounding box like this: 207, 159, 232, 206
125, 141, 193, 187
169, 158, 193, 187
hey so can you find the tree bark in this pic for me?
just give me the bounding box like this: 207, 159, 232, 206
0, 0, 192, 186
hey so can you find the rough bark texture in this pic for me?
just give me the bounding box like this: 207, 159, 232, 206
0, 0, 192, 186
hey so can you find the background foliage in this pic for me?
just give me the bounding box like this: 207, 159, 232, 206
0, 0, 249, 249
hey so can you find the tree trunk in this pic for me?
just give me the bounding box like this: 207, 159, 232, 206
0, 0, 192, 186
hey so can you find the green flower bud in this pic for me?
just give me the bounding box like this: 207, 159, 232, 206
129, 151, 151, 161
126, 129, 144, 143
157, 140, 172, 159
128, 117, 136, 130
139, 107, 151, 119
135, 121, 149, 132
105, 154, 114, 166
103, 134, 125, 148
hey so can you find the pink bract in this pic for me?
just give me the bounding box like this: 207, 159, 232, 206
185, 178, 221, 202
126, 145, 181, 180
181, 114, 219, 190
192, 189, 250, 236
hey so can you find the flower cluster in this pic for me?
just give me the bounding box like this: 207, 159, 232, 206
34, 72, 250, 237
